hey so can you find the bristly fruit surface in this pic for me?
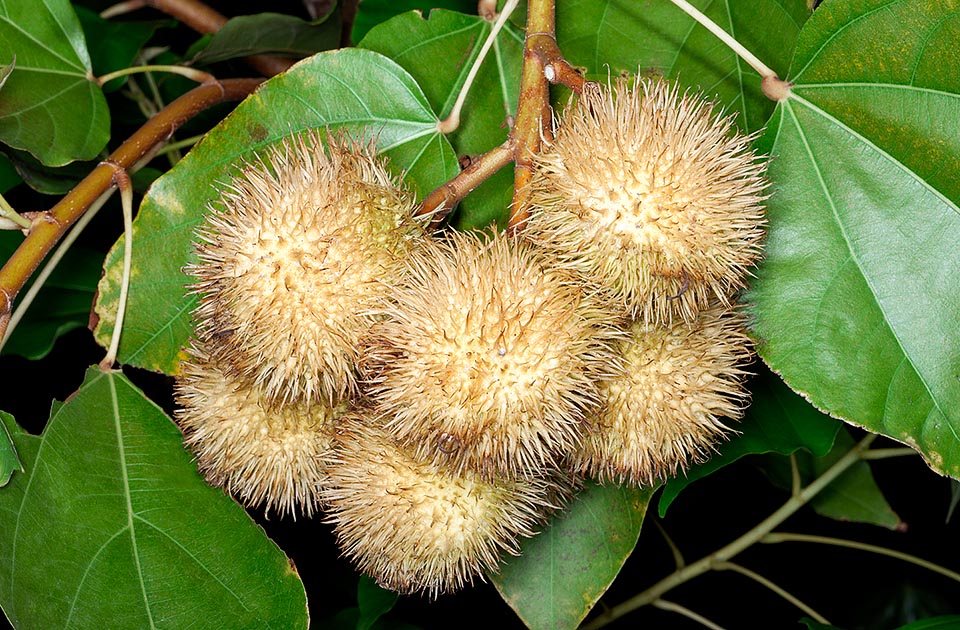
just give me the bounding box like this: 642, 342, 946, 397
574, 304, 753, 486
363, 229, 623, 479
322, 416, 570, 597
525, 77, 767, 325
175, 341, 341, 518
186, 130, 425, 406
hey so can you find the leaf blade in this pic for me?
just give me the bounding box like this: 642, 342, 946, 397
0, 368, 308, 629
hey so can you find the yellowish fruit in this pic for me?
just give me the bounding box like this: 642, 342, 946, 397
363, 229, 622, 479
323, 416, 570, 596
574, 305, 752, 486
187, 130, 424, 406
175, 341, 341, 518
525, 77, 767, 324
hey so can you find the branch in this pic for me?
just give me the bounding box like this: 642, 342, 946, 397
0, 78, 264, 342
507, 0, 556, 231
418, 142, 514, 228
580, 434, 878, 629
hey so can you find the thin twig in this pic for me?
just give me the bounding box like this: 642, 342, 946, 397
652, 600, 726, 630
762, 533, 960, 583
860, 448, 918, 460
654, 520, 686, 570
580, 434, 878, 629
0, 194, 30, 230
418, 141, 514, 227
713, 561, 829, 623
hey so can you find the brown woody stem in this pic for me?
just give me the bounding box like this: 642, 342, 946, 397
143, 0, 293, 76
507, 0, 556, 232
0, 77, 263, 342
418, 142, 514, 229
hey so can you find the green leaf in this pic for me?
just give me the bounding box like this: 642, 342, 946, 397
75, 6, 165, 93
352, 1, 476, 44
556, 0, 811, 133
0, 367, 308, 628
2, 148, 92, 194
658, 367, 841, 516
809, 431, 901, 529
0, 56, 13, 91
356, 575, 398, 630
93, 48, 459, 374
0, 234, 101, 360
0, 411, 22, 488
0, 153, 18, 193
359, 9, 524, 228
747, 0, 960, 478
0, 0, 109, 165
492, 483, 655, 630
190, 12, 341, 67
760, 429, 902, 529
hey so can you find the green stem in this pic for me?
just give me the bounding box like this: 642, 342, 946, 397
438, 0, 520, 133
664, 0, 791, 101
713, 561, 829, 623
762, 533, 960, 583
580, 434, 877, 629
860, 447, 917, 460
98, 64, 213, 86
0, 194, 31, 230
652, 599, 726, 630
100, 166, 133, 369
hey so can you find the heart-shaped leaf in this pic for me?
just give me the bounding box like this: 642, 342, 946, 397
747, 0, 960, 478
0, 0, 109, 165
93, 48, 459, 374
491, 483, 654, 630
556, 0, 811, 134
0, 368, 308, 628
352, 0, 476, 43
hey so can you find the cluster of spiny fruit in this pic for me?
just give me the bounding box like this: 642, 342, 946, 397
174, 77, 767, 597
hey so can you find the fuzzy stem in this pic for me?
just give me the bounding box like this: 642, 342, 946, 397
664, 0, 791, 101
762, 533, 960, 583
0, 78, 263, 343
507, 0, 555, 231
652, 600, 726, 630
0, 194, 30, 230
713, 561, 829, 623
439, 0, 520, 134
100, 166, 134, 370
142, 0, 293, 76
98, 64, 214, 86
418, 141, 514, 228
580, 434, 878, 629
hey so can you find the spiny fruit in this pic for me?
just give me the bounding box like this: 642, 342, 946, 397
573, 304, 753, 486
186, 130, 425, 407
323, 416, 570, 597
175, 341, 342, 518
362, 228, 622, 479
524, 77, 767, 324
